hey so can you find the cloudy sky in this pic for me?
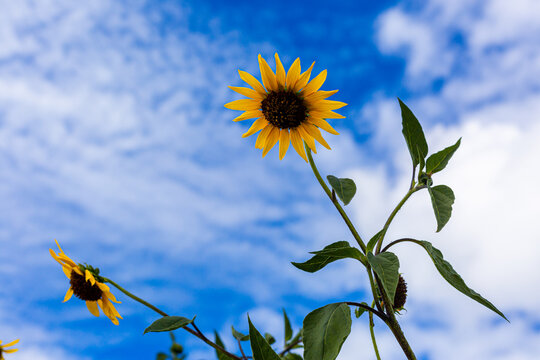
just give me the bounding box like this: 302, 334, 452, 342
1, 0, 539, 359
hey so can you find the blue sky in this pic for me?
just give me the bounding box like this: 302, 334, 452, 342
1, 0, 540, 359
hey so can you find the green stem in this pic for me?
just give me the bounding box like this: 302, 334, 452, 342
369, 302, 382, 360
305, 144, 367, 255
104, 278, 241, 360
374, 186, 421, 254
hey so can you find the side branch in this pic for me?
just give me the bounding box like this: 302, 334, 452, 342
345, 302, 388, 322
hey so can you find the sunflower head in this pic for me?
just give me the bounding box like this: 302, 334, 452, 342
393, 274, 408, 311
50, 240, 123, 325
225, 53, 346, 161
0, 339, 19, 359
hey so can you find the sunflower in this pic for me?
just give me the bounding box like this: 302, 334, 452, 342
0, 339, 19, 359
225, 53, 346, 161
50, 240, 122, 325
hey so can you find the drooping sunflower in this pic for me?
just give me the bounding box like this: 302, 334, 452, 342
225, 53, 346, 161
0, 339, 19, 359
50, 240, 122, 325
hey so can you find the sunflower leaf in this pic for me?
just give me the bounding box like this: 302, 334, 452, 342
326, 175, 356, 205
248, 316, 282, 360
215, 331, 236, 360
144, 316, 195, 334
303, 303, 351, 360
426, 138, 462, 175
292, 241, 364, 273
399, 98, 428, 170
428, 185, 455, 232
232, 326, 250, 341
367, 252, 400, 305
283, 308, 293, 343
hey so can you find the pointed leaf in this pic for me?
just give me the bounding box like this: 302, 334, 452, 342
264, 333, 276, 345
399, 98, 428, 169
283, 309, 293, 343
426, 138, 461, 175
367, 252, 400, 305
326, 175, 357, 205
428, 185, 455, 232
366, 230, 385, 253
232, 326, 250, 341
412, 240, 508, 321
214, 331, 236, 360
144, 316, 194, 334
248, 316, 282, 360
303, 303, 351, 360
354, 302, 369, 318
292, 241, 364, 273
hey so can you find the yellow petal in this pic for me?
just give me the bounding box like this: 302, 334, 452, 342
233, 110, 263, 122
304, 89, 339, 102
255, 124, 274, 149
293, 61, 315, 92
228, 86, 264, 100
63, 287, 74, 302
303, 123, 331, 150
278, 129, 290, 160
258, 54, 278, 92
4, 348, 19, 354
86, 301, 100, 317
262, 126, 280, 157
242, 118, 269, 138
62, 265, 72, 279
85, 269, 96, 285
290, 128, 308, 162
309, 110, 346, 119
225, 99, 261, 111
309, 100, 348, 111
308, 117, 340, 135
55, 239, 64, 253
297, 124, 317, 153
238, 70, 266, 95
285, 58, 301, 90
97, 282, 111, 293
72, 266, 83, 276
3, 339, 20, 348
274, 53, 286, 88
302, 70, 327, 96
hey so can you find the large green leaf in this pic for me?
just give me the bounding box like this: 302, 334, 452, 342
367, 252, 400, 305
248, 316, 282, 360
413, 240, 508, 321
326, 175, 357, 205
428, 185, 455, 232
303, 303, 352, 360
214, 331, 236, 360
426, 138, 461, 175
283, 309, 293, 343
292, 241, 364, 273
399, 98, 428, 169
144, 316, 194, 334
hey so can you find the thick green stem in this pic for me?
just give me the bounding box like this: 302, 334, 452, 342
104, 278, 241, 360
305, 144, 367, 254
374, 187, 421, 254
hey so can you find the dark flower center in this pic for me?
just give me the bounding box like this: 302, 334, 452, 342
393, 274, 408, 310
70, 270, 103, 301
261, 90, 307, 129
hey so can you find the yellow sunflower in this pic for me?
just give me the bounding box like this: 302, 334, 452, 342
0, 339, 19, 359
50, 240, 122, 325
225, 53, 346, 161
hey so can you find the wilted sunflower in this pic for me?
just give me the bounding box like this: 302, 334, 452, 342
50, 240, 122, 325
225, 53, 346, 161
0, 339, 19, 359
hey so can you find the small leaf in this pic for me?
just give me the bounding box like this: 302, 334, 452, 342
144, 316, 194, 334
264, 333, 276, 345
367, 252, 400, 305
326, 175, 357, 205
366, 230, 384, 252
215, 331, 235, 360
303, 303, 351, 360
156, 353, 168, 360
426, 138, 461, 175
283, 309, 293, 343
413, 240, 508, 321
232, 326, 250, 341
287, 329, 302, 347
248, 316, 282, 360
283, 353, 303, 360
428, 185, 455, 232
399, 98, 428, 169
354, 302, 369, 318
292, 241, 363, 273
